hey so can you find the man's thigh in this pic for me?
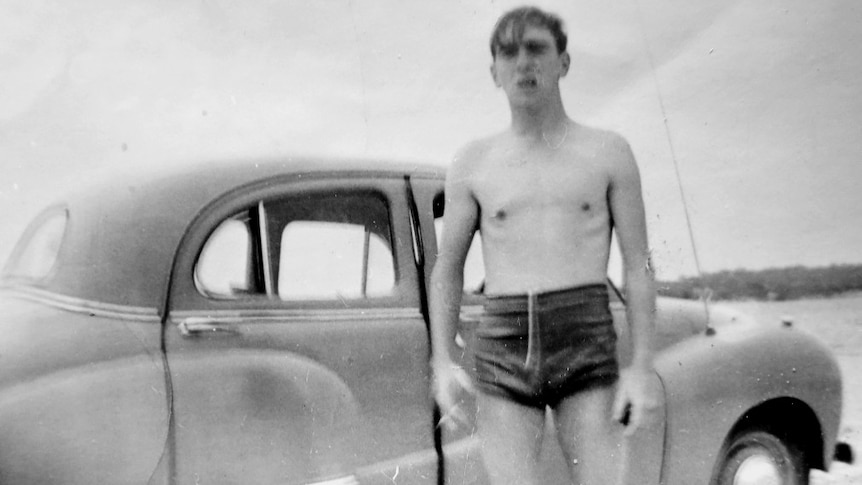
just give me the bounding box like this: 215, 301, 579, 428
553, 384, 624, 485
476, 393, 547, 485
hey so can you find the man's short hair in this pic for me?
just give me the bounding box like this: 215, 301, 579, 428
489, 6, 568, 58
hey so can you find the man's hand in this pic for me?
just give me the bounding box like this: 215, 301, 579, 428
612, 366, 661, 436
432, 360, 475, 429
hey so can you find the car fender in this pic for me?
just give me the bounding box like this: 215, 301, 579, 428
0, 356, 169, 484
0, 295, 168, 484
653, 308, 842, 484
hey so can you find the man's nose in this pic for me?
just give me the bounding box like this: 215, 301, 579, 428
515, 48, 534, 70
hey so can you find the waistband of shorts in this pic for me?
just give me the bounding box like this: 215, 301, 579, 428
483, 283, 609, 313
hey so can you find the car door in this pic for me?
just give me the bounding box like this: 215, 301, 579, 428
164, 174, 437, 484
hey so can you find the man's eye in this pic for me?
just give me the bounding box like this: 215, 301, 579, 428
499, 46, 517, 58
526, 43, 547, 55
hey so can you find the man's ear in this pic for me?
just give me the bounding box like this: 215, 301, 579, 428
490, 64, 501, 87
560, 52, 571, 77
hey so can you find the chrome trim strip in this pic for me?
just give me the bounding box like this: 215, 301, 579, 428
353, 437, 478, 480
306, 476, 359, 485
0, 286, 160, 322
170, 307, 423, 323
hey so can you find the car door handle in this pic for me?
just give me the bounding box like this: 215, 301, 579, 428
178, 318, 239, 337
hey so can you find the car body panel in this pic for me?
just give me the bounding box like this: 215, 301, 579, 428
0, 293, 168, 484
0, 157, 847, 484
4, 158, 441, 311
654, 304, 842, 484
165, 310, 435, 484
163, 172, 438, 484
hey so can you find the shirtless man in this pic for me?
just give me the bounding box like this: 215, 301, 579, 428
429, 7, 659, 484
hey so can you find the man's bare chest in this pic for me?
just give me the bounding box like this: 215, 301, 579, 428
473, 159, 609, 220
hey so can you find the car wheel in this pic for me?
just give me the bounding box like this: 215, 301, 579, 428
713, 430, 809, 485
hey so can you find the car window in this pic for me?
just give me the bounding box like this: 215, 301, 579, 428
194, 191, 395, 302
278, 221, 394, 300
271, 191, 395, 301
4, 208, 67, 282
195, 215, 252, 298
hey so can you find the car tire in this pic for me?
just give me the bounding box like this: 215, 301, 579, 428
713, 429, 809, 485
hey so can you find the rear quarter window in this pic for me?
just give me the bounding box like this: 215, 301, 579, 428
3, 208, 68, 282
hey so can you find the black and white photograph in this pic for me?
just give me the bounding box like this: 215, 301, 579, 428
1, 1, 860, 483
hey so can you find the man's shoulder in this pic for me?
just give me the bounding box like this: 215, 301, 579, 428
574, 124, 635, 171
450, 133, 503, 174
455, 133, 505, 160
577, 124, 630, 151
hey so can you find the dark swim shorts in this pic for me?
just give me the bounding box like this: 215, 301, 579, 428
473, 283, 619, 409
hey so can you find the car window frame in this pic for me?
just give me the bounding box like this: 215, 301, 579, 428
2, 205, 69, 285
169, 174, 421, 313
267, 193, 397, 301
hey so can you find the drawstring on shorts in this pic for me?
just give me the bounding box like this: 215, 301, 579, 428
524, 290, 540, 370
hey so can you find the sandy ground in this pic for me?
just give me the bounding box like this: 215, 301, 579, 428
725, 294, 862, 484
806, 354, 862, 484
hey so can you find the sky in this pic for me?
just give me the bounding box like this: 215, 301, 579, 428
2, 0, 861, 280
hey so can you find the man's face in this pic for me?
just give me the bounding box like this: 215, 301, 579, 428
490, 25, 570, 104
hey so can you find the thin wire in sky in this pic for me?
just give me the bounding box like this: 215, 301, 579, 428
631, 0, 713, 327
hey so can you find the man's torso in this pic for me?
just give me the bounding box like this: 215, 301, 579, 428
466, 123, 622, 295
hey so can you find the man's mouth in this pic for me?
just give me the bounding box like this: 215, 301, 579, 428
517, 77, 538, 89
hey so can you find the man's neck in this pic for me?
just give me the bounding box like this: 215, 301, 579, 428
509, 100, 570, 140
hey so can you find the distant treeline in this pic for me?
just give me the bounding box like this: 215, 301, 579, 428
656, 264, 862, 301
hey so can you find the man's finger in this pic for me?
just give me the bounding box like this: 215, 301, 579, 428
437, 411, 455, 429
454, 367, 476, 394
436, 391, 459, 414
433, 383, 456, 411
612, 389, 628, 422
437, 403, 469, 430
623, 403, 641, 436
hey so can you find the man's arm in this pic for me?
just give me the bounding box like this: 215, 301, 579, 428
606, 136, 659, 434
429, 148, 481, 427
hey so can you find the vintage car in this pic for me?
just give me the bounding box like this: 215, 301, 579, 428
0, 157, 851, 484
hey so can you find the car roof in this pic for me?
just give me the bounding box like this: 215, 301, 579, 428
2, 156, 445, 312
